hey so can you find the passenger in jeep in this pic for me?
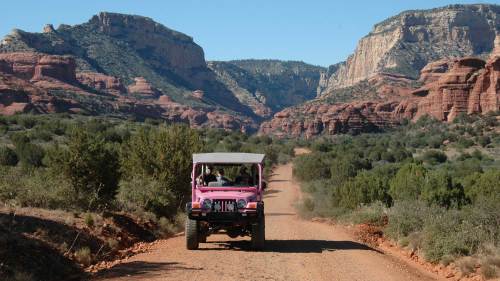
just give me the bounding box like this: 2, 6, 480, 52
235, 166, 253, 186
202, 166, 217, 185
216, 168, 231, 186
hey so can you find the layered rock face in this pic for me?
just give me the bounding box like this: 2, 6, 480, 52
127, 77, 160, 97
0, 51, 257, 131
76, 72, 126, 95
261, 51, 500, 138
260, 101, 416, 138
0, 52, 74, 82
318, 4, 499, 96
414, 57, 486, 121
87, 12, 207, 88
0, 52, 80, 115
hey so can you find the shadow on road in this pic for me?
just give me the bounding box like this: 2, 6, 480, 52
264, 189, 282, 195
268, 179, 289, 183
266, 212, 295, 217
203, 239, 383, 254
95, 261, 203, 279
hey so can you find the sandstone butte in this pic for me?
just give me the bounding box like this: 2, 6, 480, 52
260, 38, 500, 138
317, 4, 499, 95
0, 52, 257, 132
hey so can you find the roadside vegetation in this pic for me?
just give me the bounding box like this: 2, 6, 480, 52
294, 112, 500, 279
0, 114, 294, 280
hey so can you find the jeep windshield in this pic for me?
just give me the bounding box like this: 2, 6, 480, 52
194, 163, 259, 189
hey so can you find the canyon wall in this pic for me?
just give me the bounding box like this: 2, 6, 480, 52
318, 4, 499, 97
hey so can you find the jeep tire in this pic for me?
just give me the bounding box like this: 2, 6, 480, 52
251, 215, 265, 250
186, 217, 199, 250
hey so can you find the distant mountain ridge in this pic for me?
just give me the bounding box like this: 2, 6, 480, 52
0, 12, 323, 130
208, 59, 324, 117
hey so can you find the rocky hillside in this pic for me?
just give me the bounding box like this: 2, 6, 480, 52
208, 60, 324, 117
0, 52, 258, 131
0, 12, 325, 130
318, 4, 500, 96
261, 37, 500, 138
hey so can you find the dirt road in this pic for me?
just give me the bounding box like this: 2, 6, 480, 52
96, 163, 440, 281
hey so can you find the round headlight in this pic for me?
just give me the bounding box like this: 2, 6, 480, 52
201, 199, 212, 210
237, 199, 247, 209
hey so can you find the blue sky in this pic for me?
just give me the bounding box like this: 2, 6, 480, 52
2, 0, 498, 66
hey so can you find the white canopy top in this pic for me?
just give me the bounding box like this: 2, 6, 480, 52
193, 153, 265, 164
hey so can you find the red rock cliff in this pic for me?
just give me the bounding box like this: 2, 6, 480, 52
0, 52, 77, 83
261, 51, 500, 138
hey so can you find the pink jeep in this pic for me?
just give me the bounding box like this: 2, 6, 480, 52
185, 153, 266, 250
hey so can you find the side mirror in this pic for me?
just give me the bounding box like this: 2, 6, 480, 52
262, 181, 267, 190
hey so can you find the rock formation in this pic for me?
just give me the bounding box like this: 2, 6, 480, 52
318, 4, 499, 96
0, 51, 257, 131
0, 52, 76, 83
192, 90, 204, 100
76, 72, 126, 95
0, 12, 260, 117
261, 51, 500, 138
43, 24, 56, 34
413, 57, 486, 121
127, 77, 160, 97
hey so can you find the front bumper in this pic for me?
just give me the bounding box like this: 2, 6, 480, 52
186, 202, 264, 223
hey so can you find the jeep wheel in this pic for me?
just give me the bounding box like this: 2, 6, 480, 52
185, 218, 199, 250
251, 215, 265, 250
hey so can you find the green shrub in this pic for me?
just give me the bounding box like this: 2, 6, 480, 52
17, 143, 45, 168
389, 163, 427, 201
426, 135, 444, 148
0, 146, 18, 166
423, 211, 482, 262
17, 115, 37, 129
0, 167, 73, 209
330, 155, 371, 185
421, 150, 447, 164
344, 202, 386, 226
349, 165, 398, 207
421, 170, 467, 208
421, 199, 499, 263
12, 135, 45, 168
293, 153, 331, 181
457, 137, 474, 149
60, 129, 120, 210
464, 170, 500, 204
385, 200, 432, 240
117, 176, 177, 217
477, 136, 491, 147
120, 125, 202, 217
